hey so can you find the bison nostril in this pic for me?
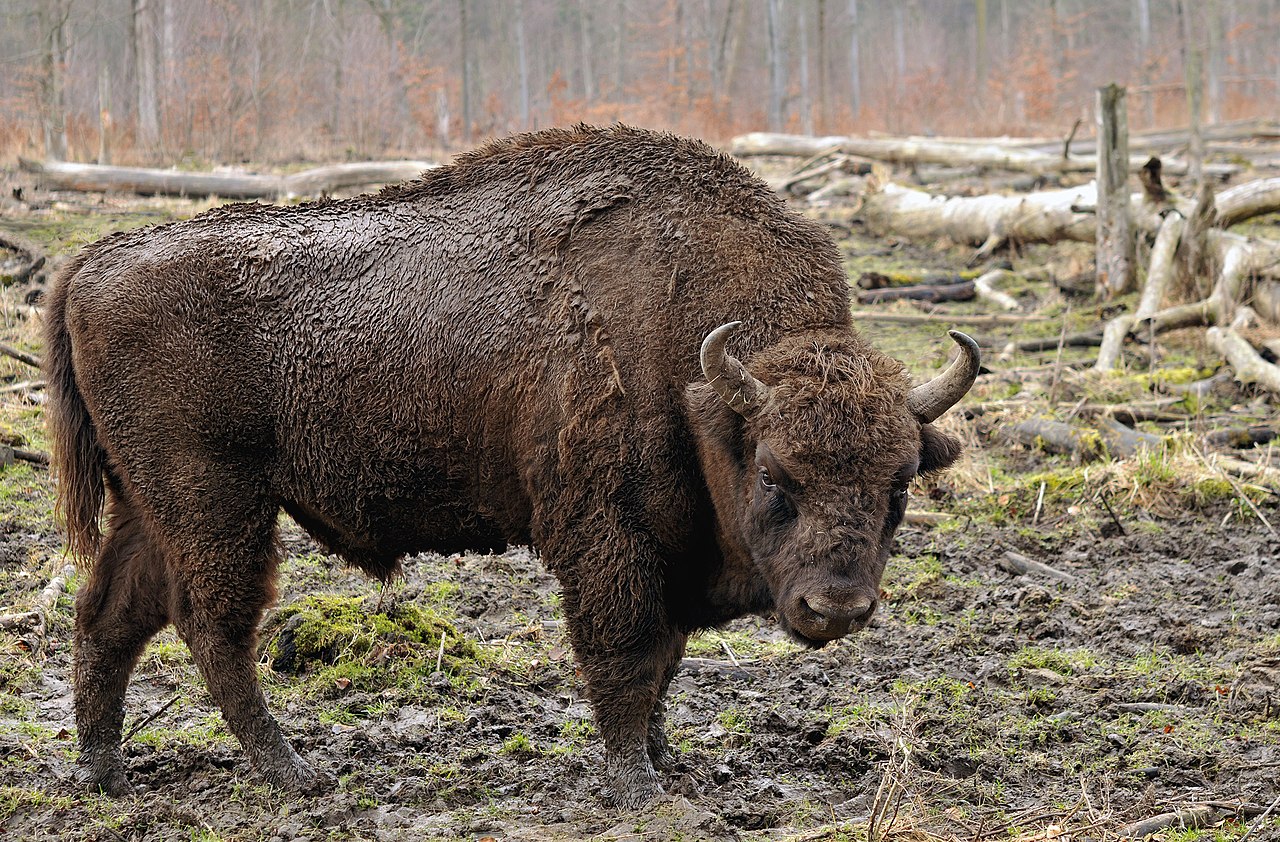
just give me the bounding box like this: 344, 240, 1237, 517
799, 596, 831, 631
849, 597, 877, 625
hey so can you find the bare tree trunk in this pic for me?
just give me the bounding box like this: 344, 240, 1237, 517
975, 0, 988, 90
1206, 0, 1223, 124
371, 0, 410, 151
459, 0, 471, 143
1176, 1, 1205, 188
799, 5, 813, 135
97, 66, 111, 165
1139, 0, 1156, 125
134, 0, 160, 152
892, 3, 906, 121
1096, 84, 1135, 298
614, 0, 627, 97
578, 0, 595, 102
766, 0, 784, 131
847, 0, 860, 118
816, 0, 828, 133
38, 0, 70, 161
709, 0, 736, 105
516, 0, 530, 128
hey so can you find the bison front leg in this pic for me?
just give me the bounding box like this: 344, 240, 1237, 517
646, 640, 686, 771
560, 572, 685, 810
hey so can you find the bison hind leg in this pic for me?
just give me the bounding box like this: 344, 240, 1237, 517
73, 491, 171, 796
165, 510, 324, 793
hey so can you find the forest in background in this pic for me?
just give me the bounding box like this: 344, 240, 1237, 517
3, 0, 1280, 167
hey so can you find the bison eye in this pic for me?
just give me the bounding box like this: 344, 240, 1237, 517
758, 466, 776, 491
893, 488, 908, 501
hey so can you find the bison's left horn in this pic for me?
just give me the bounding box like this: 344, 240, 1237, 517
700, 322, 771, 416
907, 330, 981, 423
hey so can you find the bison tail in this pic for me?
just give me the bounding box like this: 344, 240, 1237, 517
44, 264, 107, 563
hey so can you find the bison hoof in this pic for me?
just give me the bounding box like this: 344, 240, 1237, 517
77, 763, 133, 798
611, 779, 665, 811
257, 751, 328, 794
606, 752, 664, 811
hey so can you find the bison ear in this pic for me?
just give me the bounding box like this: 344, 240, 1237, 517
919, 424, 962, 476
685, 381, 745, 452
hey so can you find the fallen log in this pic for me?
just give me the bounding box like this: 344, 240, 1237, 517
18, 159, 438, 200
1004, 330, 1104, 354
1, 446, 50, 467
973, 269, 1021, 311
1120, 806, 1221, 838
1204, 425, 1278, 449
856, 281, 974, 305
731, 132, 1241, 177
1207, 327, 1280, 394
0, 230, 47, 287
1002, 417, 1165, 460
0, 343, 42, 369
858, 180, 1096, 248
1214, 176, 1280, 229
848, 310, 1036, 326
0, 564, 75, 647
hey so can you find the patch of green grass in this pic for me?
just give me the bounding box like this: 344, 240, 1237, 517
0, 646, 40, 718
717, 707, 751, 734
133, 710, 229, 749
260, 593, 485, 704
558, 717, 595, 748
500, 732, 537, 756
684, 626, 793, 660
1008, 646, 1098, 677
0, 786, 76, 822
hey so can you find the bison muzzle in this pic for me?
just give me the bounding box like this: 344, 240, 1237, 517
45, 124, 977, 808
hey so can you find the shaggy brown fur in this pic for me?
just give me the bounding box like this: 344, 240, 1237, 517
45, 124, 966, 807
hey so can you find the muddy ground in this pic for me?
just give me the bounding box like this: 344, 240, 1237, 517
2, 179, 1279, 841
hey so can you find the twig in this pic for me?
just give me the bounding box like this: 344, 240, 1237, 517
719, 638, 741, 668
1197, 445, 1279, 537
436, 632, 447, 673
1239, 793, 1280, 842
1096, 490, 1127, 536
1063, 118, 1083, 160
848, 311, 1036, 326
1032, 481, 1047, 525
1120, 806, 1220, 838
998, 550, 1080, 584
0, 379, 46, 394
1048, 307, 1071, 403
0, 343, 42, 369
121, 694, 181, 744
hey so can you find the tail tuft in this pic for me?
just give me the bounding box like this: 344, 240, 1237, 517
44, 262, 106, 562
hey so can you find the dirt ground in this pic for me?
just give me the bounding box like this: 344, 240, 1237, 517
2, 184, 1279, 841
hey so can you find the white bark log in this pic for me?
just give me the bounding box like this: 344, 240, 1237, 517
858, 181, 1096, 246
1215, 177, 1280, 229
973, 269, 1021, 311
18, 159, 438, 200
1207, 326, 1280, 394
730, 132, 1241, 177
1135, 212, 1186, 319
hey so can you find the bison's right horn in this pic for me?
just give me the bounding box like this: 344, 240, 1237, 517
906, 330, 981, 423
700, 322, 771, 416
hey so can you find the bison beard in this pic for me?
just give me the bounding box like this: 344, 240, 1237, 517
44, 125, 978, 808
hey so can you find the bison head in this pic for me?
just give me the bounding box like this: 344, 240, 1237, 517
689, 323, 978, 647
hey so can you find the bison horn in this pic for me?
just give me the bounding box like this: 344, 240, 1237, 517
906, 330, 981, 423
700, 322, 771, 416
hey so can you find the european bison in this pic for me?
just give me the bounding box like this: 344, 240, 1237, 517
46, 124, 978, 808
